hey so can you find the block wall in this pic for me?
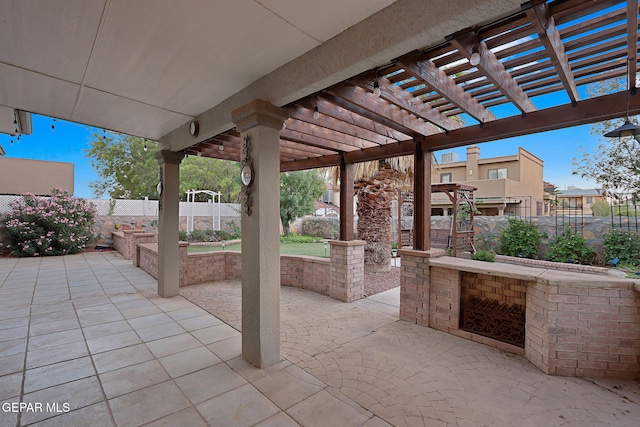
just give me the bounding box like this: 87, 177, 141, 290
526, 282, 640, 378
329, 241, 365, 302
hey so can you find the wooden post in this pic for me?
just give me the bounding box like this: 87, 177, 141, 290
339, 155, 354, 241
414, 140, 431, 251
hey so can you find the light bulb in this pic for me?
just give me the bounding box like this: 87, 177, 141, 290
313, 106, 320, 120
219, 143, 224, 151
373, 80, 381, 97
197, 150, 202, 157
470, 50, 481, 66
143, 144, 148, 152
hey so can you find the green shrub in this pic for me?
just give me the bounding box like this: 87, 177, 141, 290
498, 218, 545, 259
475, 223, 500, 253
546, 227, 595, 265
590, 200, 610, 217
179, 230, 188, 241
280, 233, 320, 244
203, 229, 233, 242
188, 229, 208, 242
603, 230, 640, 266
0, 189, 96, 257
471, 250, 495, 262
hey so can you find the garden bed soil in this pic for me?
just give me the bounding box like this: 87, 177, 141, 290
364, 267, 400, 297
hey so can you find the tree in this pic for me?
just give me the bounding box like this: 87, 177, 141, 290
86, 133, 241, 202
573, 78, 640, 200
279, 170, 326, 236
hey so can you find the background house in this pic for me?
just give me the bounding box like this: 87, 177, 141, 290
0, 157, 74, 196
556, 187, 605, 216
432, 146, 546, 216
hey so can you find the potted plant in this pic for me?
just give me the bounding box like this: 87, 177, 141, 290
391, 242, 398, 258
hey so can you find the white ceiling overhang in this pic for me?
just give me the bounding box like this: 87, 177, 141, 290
0, 0, 521, 145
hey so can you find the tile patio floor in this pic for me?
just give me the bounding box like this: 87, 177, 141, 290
0, 252, 638, 426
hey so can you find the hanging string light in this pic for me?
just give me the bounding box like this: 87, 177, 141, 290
51, 118, 56, 132
103, 129, 107, 141
373, 68, 381, 97
604, 58, 640, 138
219, 141, 224, 151
143, 139, 148, 152
313, 96, 320, 119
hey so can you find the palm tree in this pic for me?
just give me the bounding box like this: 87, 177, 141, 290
325, 156, 418, 273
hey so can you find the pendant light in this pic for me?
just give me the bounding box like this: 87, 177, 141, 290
604, 58, 640, 138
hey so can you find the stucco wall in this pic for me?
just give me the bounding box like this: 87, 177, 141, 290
0, 158, 74, 196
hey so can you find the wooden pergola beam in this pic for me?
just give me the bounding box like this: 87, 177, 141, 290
289, 104, 397, 146
281, 90, 640, 171
280, 128, 360, 153
351, 72, 463, 131
628, 0, 638, 91
324, 84, 442, 138
450, 33, 537, 114
397, 53, 496, 123
284, 119, 378, 150
527, 2, 580, 104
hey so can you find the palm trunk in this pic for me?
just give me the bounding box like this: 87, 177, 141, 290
357, 184, 392, 273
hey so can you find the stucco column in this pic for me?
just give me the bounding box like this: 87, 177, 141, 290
232, 99, 288, 368
155, 150, 185, 297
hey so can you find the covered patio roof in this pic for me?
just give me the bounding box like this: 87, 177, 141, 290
182, 0, 640, 171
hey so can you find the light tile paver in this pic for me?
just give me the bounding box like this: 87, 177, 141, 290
109, 380, 190, 427
92, 343, 155, 374
174, 363, 247, 404
99, 359, 170, 398
196, 384, 281, 427
1, 252, 639, 427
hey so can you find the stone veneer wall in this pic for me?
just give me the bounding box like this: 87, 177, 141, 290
400, 251, 640, 379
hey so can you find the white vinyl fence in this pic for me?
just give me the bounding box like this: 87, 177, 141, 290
0, 195, 239, 222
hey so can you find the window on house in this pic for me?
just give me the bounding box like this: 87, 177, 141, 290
569, 198, 577, 208
488, 168, 507, 180
440, 173, 452, 183
586, 196, 593, 204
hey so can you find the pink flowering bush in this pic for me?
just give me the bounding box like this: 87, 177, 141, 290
0, 189, 96, 257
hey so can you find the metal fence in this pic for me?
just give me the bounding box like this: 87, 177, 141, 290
610, 199, 639, 233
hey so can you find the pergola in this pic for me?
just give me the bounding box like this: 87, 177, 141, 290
2, 0, 639, 368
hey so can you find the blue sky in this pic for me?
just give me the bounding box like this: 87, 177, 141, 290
0, 110, 603, 200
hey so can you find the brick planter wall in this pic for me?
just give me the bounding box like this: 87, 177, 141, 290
135, 246, 339, 299
281, 255, 330, 295
329, 240, 365, 302
113, 230, 156, 260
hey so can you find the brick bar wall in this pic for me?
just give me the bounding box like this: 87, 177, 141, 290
429, 266, 461, 332
329, 241, 365, 302
399, 251, 432, 326
461, 272, 527, 308
399, 249, 449, 325
526, 282, 640, 378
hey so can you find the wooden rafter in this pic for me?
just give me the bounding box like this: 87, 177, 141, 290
351, 72, 463, 131
396, 53, 496, 123
527, 2, 579, 103
628, 0, 638, 90
289, 104, 397, 146
323, 84, 442, 137
191, 0, 639, 176
450, 32, 537, 114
